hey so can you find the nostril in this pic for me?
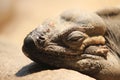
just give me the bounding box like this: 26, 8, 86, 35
36, 36, 46, 46
38, 36, 45, 40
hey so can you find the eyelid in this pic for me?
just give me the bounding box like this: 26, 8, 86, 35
67, 31, 85, 41
67, 36, 84, 41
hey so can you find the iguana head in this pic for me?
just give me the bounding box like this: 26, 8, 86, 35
22, 10, 107, 73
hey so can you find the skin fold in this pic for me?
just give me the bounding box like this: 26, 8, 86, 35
22, 8, 120, 80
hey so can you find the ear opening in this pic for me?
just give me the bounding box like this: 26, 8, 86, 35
96, 7, 120, 18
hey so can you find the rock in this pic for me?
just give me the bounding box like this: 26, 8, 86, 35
0, 39, 95, 80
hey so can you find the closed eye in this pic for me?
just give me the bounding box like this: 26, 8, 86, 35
67, 36, 84, 41
67, 31, 85, 42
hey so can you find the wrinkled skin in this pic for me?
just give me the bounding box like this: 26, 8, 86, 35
22, 8, 120, 80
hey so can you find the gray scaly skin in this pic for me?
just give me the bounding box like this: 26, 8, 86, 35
22, 8, 120, 80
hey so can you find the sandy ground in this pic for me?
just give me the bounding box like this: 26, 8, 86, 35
0, 0, 120, 80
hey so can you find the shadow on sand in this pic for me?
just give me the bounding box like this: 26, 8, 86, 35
15, 62, 59, 77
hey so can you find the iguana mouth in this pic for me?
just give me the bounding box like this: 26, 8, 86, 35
43, 43, 108, 59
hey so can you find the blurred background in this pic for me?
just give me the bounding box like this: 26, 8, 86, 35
0, 0, 120, 46
0, 1, 120, 80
